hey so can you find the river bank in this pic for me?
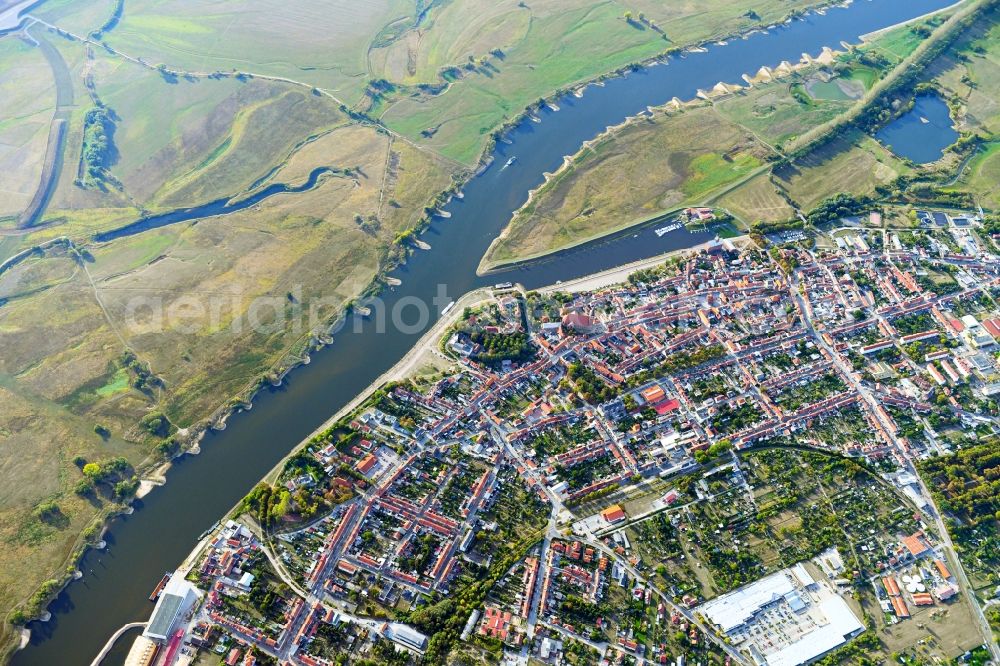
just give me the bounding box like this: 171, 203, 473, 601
476, 0, 972, 274
109, 232, 731, 664
539, 237, 751, 294
9, 2, 961, 663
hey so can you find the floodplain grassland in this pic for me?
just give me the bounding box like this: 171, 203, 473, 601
0, 245, 154, 648
367, 0, 532, 84
476, 11, 962, 269
480, 67, 863, 268
926, 7, 1000, 208
379, 0, 668, 165
377, 0, 842, 165
714, 81, 852, 149
715, 170, 794, 225
774, 129, 911, 210
48, 46, 354, 214
619, 0, 839, 35
103, 0, 413, 104
0, 4, 457, 643
963, 142, 1000, 210
30, 0, 120, 37
0, 39, 57, 221
0, 116, 455, 647
480, 103, 772, 269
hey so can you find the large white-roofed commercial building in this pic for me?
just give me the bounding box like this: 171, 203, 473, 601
143, 574, 200, 642
697, 562, 864, 666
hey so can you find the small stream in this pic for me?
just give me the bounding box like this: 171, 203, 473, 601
93, 167, 337, 242
12, 1, 960, 663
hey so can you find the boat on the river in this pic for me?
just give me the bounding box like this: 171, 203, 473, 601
654, 222, 682, 237
149, 572, 171, 602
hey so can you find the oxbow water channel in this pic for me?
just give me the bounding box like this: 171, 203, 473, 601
11, 1, 958, 662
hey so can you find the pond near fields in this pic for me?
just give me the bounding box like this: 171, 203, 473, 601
875, 93, 959, 164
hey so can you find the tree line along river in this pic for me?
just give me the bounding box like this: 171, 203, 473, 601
10, 1, 959, 663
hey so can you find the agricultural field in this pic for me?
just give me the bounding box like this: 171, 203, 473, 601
482, 104, 771, 268
0, 39, 58, 222
715, 171, 794, 225
774, 129, 910, 210
377, 0, 841, 164
936, 17, 1000, 137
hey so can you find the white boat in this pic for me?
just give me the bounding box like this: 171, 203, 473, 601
501, 156, 517, 170
441, 301, 455, 315
654, 222, 682, 237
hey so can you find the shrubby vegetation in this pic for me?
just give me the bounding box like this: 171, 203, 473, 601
627, 344, 726, 388
920, 443, 1000, 523
806, 193, 874, 226
469, 330, 534, 366
79, 106, 118, 188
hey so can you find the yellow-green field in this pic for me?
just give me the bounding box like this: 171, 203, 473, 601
0, 40, 58, 221
481, 103, 772, 269
774, 129, 910, 210
103, 0, 413, 104
715, 82, 852, 149
715, 170, 795, 225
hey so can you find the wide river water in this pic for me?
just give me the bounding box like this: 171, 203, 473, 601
12, 1, 957, 663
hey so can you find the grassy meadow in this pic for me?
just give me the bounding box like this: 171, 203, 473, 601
481, 69, 861, 267
378, 0, 845, 165
0, 0, 943, 652
715, 81, 852, 149
482, 104, 772, 268
103, 0, 413, 103
774, 129, 910, 210
715, 171, 794, 225
0, 40, 58, 221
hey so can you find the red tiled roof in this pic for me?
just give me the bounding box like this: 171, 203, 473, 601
601, 505, 626, 523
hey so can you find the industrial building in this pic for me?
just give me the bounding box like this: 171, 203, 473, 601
143, 574, 200, 642
698, 563, 864, 666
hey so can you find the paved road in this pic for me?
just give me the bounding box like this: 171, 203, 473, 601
792, 258, 1000, 662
